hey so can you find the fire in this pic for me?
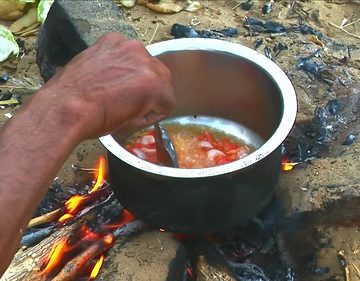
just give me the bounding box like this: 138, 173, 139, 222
90, 255, 105, 279
57, 157, 107, 224
42, 238, 70, 275
282, 162, 298, 171
89, 156, 106, 193
65, 194, 87, 214
103, 234, 114, 245
58, 213, 73, 223
40, 156, 127, 279
281, 155, 299, 171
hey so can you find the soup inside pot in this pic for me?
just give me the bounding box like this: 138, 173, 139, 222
124, 116, 264, 169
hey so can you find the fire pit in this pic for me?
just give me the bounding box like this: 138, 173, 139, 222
100, 38, 297, 234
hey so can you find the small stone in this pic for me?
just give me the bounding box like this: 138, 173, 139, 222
241, 0, 253, 11
0, 74, 10, 83
342, 133, 356, 145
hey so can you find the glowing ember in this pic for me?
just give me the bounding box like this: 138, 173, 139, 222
90, 255, 105, 279
89, 156, 106, 193
281, 161, 299, 171
103, 234, 114, 245
42, 238, 70, 276
281, 154, 299, 171
281, 163, 299, 171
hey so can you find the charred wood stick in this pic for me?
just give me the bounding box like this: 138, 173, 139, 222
2, 209, 100, 281
1, 224, 79, 281
27, 207, 63, 229
62, 191, 114, 226
51, 239, 111, 281
21, 226, 55, 248
51, 221, 146, 281
112, 219, 146, 238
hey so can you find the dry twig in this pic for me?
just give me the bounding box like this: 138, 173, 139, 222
352, 263, 360, 279
148, 22, 160, 45
329, 20, 360, 39
338, 250, 351, 281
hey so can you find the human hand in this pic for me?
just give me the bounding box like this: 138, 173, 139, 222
42, 32, 175, 139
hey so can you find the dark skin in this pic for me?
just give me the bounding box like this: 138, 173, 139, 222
0, 33, 175, 275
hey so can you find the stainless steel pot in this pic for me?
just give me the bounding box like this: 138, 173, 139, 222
99, 38, 297, 234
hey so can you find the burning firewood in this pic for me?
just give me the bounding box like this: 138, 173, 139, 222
50, 236, 113, 281
27, 207, 63, 229
1, 223, 79, 281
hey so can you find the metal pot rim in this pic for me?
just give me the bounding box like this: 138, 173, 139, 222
99, 38, 297, 178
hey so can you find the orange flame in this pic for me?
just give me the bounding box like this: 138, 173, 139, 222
42, 238, 70, 276
58, 213, 74, 223
89, 156, 106, 194
281, 161, 299, 171
65, 194, 88, 214
90, 255, 105, 279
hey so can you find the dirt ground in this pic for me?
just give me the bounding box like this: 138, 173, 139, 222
0, 0, 360, 280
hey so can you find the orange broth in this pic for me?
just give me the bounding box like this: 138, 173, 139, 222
125, 124, 253, 168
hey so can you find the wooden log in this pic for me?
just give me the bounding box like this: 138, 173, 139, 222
1, 224, 78, 281
51, 240, 108, 281
27, 208, 63, 229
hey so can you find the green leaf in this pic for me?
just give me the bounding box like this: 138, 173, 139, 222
37, 0, 54, 24
0, 26, 19, 62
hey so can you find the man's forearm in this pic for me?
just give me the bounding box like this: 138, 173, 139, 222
0, 88, 85, 274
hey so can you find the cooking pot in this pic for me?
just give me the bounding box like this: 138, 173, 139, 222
99, 38, 297, 234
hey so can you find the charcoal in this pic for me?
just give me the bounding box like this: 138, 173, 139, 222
264, 266, 295, 281
244, 17, 286, 33
21, 226, 54, 247
170, 24, 199, 38
170, 24, 238, 39
241, 0, 254, 11
296, 49, 336, 84
253, 38, 263, 49
0, 74, 10, 83
299, 23, 325, 40
264, 47, 273, 60
342, 133, 356, 145
273, 42, 288, 52
34, 182, 70, 217
262, 2, 272, 15
16, 38, 27, 56
313, 266, 330, 275
229, 261, 270, 281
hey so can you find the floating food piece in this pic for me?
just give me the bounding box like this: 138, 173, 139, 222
125, 124, 253, 168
